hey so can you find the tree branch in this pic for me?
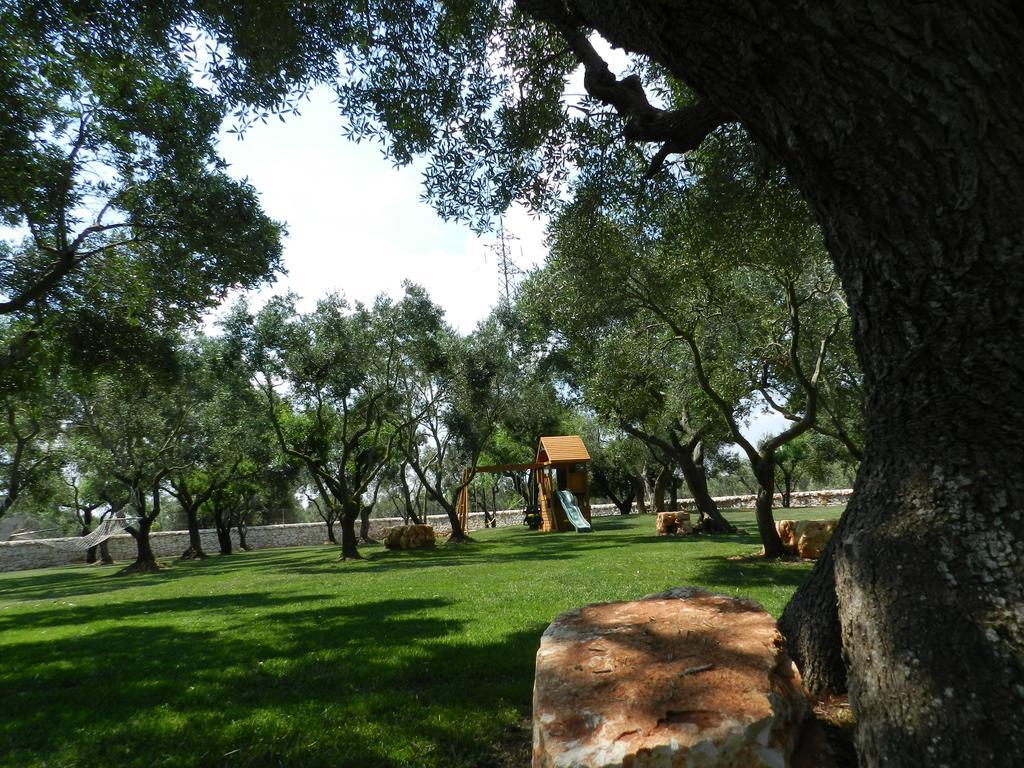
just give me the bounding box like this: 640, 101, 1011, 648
516, 0, 732, 166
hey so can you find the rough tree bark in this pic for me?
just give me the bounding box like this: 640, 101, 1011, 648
398, 460, 424, 524
778, 521, 848, 695
98, 539, 113, 564
337, 503, 362, 560
358, 506, 374, 543
676, 447, 732, 532
605, 487, 635, 515
538, 1, 1024, 763
169, 468, 242, 560
652, 465, 670, 512
212, 504, 232, 555
630, 475, 648, 513
130, 516, 159, 569
236, 520, 249, 551
671, 435, 735, 533
179, 504, 207, 560
79, 508, 97, 564
778, 470, 794, 508
444, 487, 471, 542
118, 484, 163, 575
752, 459, 785, 559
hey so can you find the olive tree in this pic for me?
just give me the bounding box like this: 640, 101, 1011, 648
8, 2, 1024, 760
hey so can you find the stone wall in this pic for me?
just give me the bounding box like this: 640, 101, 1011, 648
0, 490, 851, 573
0, 509, 539, 572
680, 488, 852, 511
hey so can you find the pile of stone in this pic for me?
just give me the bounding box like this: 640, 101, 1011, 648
532, 587, 809, 767
655, 511, 693, 536
382, 524, 436, 550
775, 519, 838, 559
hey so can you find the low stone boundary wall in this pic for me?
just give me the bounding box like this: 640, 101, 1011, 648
0, 491, 851, 573
678, 488, 852, 511
0, 509, 540, 572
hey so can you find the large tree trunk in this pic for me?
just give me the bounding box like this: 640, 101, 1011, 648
116, 485, 165, 574
652, 465, 670, 512
213, 507, 232, 555
179, 504, 207, 560
752, 459, 785, 558
81, 509, 96, 564
778, 519, 848, 695
98, 539, 113, 564
558, 2, 1024, 763
399, 464, 424, 524
236, 520, 249, 551
325, 517, 337, 544
778, 468, 795, 508
337, 504, 362, 560
445, 501, 470, 542
118, 515, 161, 575
440, 486, 471, 543
606, 487, 634, 515
677, 442, 735, 533
630, 475, 648, 513
134, 516, 158, 565
358, 506, 374, 543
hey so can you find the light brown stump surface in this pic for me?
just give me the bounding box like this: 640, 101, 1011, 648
532, 587, 808, 767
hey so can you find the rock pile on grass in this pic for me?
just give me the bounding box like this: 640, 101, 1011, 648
775, 519, 837, 559
382, 524, 436, 550
656, 511, 693, 536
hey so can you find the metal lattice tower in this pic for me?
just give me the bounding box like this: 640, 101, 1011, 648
489, 222, 523, 308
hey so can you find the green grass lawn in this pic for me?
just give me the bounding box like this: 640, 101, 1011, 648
0, 507, 840, 768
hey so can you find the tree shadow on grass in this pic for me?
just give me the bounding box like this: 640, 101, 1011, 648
1, 592, 546, 767
0, 546, 354, 603
0, 590, 327, 632
0, 518, 650, 600
688, 554, 816, 595
627, 530, 763, 548
0, 563, 165, 603
272, 529, 635, 578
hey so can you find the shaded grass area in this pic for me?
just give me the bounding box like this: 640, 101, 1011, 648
0, 506, 842, 768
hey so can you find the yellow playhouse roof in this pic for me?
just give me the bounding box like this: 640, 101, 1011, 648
536, 435, 591, 464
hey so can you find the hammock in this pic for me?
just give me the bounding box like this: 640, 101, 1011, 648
9, 517, 136, 551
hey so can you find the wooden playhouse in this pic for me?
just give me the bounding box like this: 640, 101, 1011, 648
534, 435, 592, 532
455, 435, 594, 533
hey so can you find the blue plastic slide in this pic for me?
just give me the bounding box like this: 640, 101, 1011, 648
556, 490, 592, 533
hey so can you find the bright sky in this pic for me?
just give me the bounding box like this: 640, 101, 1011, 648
213, 86, 546, 334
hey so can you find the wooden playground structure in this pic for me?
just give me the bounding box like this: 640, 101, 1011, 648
456, 435, 593, 533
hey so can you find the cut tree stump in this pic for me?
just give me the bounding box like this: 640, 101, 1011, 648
532, 587, 809, 767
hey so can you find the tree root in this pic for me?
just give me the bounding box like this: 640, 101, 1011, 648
114, 559, 168, 576
693, 518, 738, 535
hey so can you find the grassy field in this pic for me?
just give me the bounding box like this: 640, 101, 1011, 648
0, 507, 840, 768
